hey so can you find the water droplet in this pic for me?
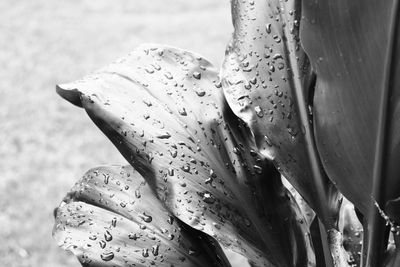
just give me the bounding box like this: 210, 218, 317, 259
100, 252, 114, 261
143, 100, 152, 107
178, 108, 187, 116
128, 232, 138, 240
254, 165, 263, 174
164, 72, 173, 80
152, 244, 160, 256
273, 35, 281, 43
142, 248, 149, 258
103, 174, 109, 184
195, 88, 206, 97
201, 191, 216, 204
111, 217, 117, 227
188, 248, 199, 256
170, 149, 178, 158
167, 216, 174, 225
255, 106, 264, 118
193, 71, 201, 79
145, 68, 154, 74
265, 23, 272, 34
209, 169, 217, 178
269, 65, 275, 72
156, 132, 171, 139
135, 189, 141, 198
104, 230, 113, 242
99, 240, 106, 249
141, 212, 153, 223
181, 165, 190, 172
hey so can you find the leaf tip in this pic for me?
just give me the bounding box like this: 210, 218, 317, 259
56, 83, 83, 107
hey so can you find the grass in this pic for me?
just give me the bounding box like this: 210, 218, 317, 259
0, 1, 232, 266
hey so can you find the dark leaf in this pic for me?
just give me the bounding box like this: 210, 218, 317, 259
386, 197, 400, 224
300, 0, 400, 264
384, 231, 400, 267
53, 165, 231, 267
56, 44, 314, 266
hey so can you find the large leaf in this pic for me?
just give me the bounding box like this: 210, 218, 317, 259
57, 44, 314, 267
220, 0, 340, 230
300, 0, 400, 264
53, 165, 231, 267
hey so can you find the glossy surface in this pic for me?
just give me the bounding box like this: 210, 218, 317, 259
57, 44, 314, 267
220, 0, 340, 228
53, 165, 231, 266
301, 0, 400, 217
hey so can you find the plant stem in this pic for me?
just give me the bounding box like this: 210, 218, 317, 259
318, 220, 334, 267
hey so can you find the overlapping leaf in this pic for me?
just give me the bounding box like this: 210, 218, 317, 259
300, 0, 400, 264
56, 44, 314, 266
384, 230, 400, 267
220, 0, 340, 229
53, 165, 231, 266
300, 0, 400, 220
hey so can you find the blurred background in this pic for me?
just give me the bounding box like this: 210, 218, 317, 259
0, 1, 232, 266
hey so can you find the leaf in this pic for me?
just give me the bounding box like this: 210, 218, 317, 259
384, 232, 400, 267
283, 178, 315, 227
53, 165, 231, 267
56, 44, 315, 267
339, 199, 363, 266
220, 0, 340, 230
384, 248, 400, 267
300, 0, 400, 264
300, 0, 400, 219
386, 197, 400, 224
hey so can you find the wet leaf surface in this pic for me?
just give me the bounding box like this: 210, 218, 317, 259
220, 0, 340, 229
57, 44, 314, 266
53, 165, 231, 267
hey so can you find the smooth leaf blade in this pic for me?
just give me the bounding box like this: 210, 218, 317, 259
300, 0, 400, 264
57, 44, 315, 267
300, 0, 400, 219
53, 165, 231, 267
